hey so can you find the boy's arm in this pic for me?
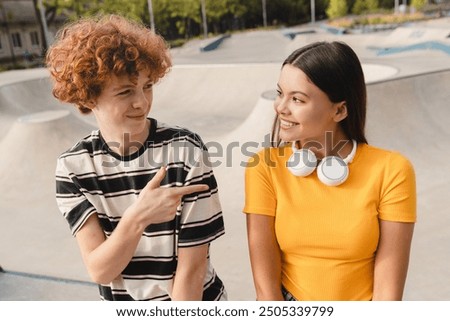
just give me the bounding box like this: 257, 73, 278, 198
171, 244, 209, 300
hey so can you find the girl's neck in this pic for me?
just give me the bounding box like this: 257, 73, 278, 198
298, 131, 351, 160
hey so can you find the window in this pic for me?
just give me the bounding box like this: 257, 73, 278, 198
30, 31, 39, 46
11, 33, 22, 48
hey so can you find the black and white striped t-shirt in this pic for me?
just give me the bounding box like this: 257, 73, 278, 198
56, 118, 226, 300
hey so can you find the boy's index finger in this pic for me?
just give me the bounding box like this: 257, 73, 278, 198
172, 184, 209, 197
145, 166, 167, 190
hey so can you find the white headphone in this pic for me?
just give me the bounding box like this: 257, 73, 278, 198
286, 139, 357, 186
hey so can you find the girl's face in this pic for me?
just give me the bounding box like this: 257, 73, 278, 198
274, 64, 347, 146
92, 70, 153, 138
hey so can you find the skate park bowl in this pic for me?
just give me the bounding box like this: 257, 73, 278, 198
1, 19, 450, 300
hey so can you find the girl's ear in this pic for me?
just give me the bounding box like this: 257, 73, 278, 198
333, 101, 348, 122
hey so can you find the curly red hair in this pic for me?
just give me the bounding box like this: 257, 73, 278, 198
46, 14, 172, 114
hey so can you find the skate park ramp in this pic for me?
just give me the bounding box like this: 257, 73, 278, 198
1, 18, 450, 301
365, 69, 450, 300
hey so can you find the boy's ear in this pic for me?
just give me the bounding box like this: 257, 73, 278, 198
78, 100, 96, 114
333, 101, 348, 122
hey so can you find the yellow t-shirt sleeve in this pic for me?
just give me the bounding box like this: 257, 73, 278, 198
379, 152, 417, 222
243, 149, 277, 216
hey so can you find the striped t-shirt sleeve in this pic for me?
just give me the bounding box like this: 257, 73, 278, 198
55, 157, 96, 236
177, 137, 225, 248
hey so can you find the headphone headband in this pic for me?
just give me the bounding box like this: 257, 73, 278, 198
291, 139, 357, 164
342, 140, 357, 164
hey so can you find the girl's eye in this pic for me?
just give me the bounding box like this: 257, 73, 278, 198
276, 90, 282, 97
293, 97, 304, 103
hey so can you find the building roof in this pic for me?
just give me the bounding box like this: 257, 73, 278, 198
0, 0, 37, 24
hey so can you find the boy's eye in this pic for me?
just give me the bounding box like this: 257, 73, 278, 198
117, 90, 131, 96
144, 83, 153, 90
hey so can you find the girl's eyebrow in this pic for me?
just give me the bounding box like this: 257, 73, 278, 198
277, 83, 309, 97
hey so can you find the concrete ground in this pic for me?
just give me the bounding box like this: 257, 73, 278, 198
1, 17, 449, 301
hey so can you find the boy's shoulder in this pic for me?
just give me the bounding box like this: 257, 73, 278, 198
58, 129, 101, 160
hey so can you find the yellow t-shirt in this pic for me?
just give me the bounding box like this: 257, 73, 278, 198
243, 143, 416, 300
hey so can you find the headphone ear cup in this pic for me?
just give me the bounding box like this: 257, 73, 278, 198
317, 156, 349, 186
287, 149, 317, 177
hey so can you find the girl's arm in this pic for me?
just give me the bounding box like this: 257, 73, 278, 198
247, 213, 284, 301
373, 220, 415, 300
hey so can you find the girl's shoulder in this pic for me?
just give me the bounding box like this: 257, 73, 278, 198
358, 143, 414, 170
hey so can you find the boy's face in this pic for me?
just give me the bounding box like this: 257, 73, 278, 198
92, 70, 153, 137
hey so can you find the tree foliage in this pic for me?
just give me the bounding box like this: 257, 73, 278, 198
352, 0, 379, 15
326, 0, 348, 19
43, 0, 146, 22
40, 0, 334, 40
411, 0, 427, 10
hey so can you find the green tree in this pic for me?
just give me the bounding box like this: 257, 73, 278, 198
40, 0, 336, 42
326, 0, 348, 18
152, 0, 249, 39
205, 0, 247, 33
352, 0, 379, 15
411, 0, 427, 10
269, 0, 309, 26
166, 0, 201, 38
43, 0, 146, 22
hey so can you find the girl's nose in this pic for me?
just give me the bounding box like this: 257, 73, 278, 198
274, 97, 288, 114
